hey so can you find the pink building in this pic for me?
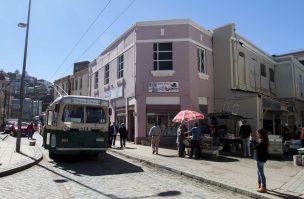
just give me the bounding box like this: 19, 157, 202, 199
90, 19, 214, 144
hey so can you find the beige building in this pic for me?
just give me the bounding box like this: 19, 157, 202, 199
71, 61, 89, 96
213, 23, 288, 134
53, 75, 71, 99
53, 61, 89, 99
274, 51, 304, 128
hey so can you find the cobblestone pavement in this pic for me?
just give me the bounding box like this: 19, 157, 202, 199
0, 146, 249, 199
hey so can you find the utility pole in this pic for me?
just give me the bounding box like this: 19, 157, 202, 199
16, 0, 31, 153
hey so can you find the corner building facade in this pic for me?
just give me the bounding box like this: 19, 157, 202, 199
90, 20, 214, 144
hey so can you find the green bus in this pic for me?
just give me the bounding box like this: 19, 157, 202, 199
43, 95, 110, 158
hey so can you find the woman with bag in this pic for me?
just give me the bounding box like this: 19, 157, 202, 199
252, 128, 269, 193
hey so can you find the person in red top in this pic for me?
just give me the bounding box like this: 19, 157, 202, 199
27, 122, 34, 140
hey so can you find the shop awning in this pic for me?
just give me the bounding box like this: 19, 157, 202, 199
206, 112, 250, 120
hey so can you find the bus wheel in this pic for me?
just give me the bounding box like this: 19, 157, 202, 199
49, 151, 56, 159
91, 153, 100, 158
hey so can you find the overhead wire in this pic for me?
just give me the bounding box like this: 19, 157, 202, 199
60, 0, 136, 78
75, 0, 136, 61
48, 0, 112, 82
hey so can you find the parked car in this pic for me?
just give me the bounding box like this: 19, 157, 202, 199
10, 122, 29, 137
4, 119, 18, 134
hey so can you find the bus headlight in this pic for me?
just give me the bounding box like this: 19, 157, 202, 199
63, 126, 70, 131
61, 138, 68, 143
51, 134, 56, 148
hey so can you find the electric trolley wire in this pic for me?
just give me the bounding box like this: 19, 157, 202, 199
75, 0, 136, 61
60, 0, 136, 78
48, 0, 112, 82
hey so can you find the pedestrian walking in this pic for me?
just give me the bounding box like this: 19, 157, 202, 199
239, 120, 252, 158
107, 122, 113, 148
111, 122, 118, 147
149, 122, 161, 154
177, 124, 188, 157
27, 122, 34, 140
252, 128, 269, 193
119, 123, 128, 148
189, 123, 202, 159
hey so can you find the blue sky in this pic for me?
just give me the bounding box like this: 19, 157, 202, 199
0, 0, 303, 82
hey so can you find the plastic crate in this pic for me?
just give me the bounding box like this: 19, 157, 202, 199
297, 148, 304, 155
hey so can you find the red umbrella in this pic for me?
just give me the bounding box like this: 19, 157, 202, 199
172, 110, 204, 123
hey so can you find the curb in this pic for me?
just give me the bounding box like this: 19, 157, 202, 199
0, 134, 8, 140
110, 149, 271, 199
0, 145, 43, 177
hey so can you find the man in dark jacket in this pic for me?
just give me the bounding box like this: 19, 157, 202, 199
239, 120, 252, 158
110, 122, 118, 147
119, 123, 128, 148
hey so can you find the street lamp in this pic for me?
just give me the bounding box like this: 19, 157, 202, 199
16, 0, 31, 153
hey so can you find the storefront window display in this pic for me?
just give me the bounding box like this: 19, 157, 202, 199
146, 112, 178, 137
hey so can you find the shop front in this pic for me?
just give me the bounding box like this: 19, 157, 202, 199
146, 105, 180, 138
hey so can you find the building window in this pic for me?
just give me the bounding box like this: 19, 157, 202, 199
198, 48, 206, 74
239, 52, 245, 57
80, 78, 82, 89
104, 65, 109, 85
117, 55, 124, 79
62, 84, 64, 91
153, 43, 173, 70
75, 79, 78, 90
94, 72, 98, 89
261, 64, 266, 77
269, 68, 274, 82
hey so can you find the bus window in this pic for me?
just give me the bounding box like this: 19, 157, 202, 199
47, 111, 53, 126
86, 106, 106, 124
62, 105, 84, 123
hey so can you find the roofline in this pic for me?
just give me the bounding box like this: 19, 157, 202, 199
99, 19, 213, 57
99, 24, 136, 57
136, 19, 212, 36
273, 50, 304, 57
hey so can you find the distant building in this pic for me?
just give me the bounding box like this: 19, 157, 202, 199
274, 51, 304, 127
71, 61, 89, 96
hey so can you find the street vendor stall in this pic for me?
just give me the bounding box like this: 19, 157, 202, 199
207, 112, 250, 152
172, 110, 223, 158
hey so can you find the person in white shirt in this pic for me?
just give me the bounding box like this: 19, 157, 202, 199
149, 122, 161, 154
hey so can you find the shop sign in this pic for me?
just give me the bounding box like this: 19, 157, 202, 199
148, 82, 179, 93
104, 86, 123, 100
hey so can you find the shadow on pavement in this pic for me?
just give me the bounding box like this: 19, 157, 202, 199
50, 153, 144, 176
125, 190, 181, 199
203, 155, 239, 162
37, 162, 125, 199
267, 190, 302, 199
157, 154, 177, 158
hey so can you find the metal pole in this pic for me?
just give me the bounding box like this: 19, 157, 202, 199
16, 0, 31, 153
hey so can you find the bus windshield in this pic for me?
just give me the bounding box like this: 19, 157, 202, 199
62, 105, 106, 124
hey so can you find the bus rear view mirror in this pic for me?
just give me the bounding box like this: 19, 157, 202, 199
109, 108, 112, 116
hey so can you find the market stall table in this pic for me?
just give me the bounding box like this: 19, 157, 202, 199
221, 136, 241, 152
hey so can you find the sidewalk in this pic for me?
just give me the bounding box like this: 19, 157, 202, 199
0, 133, 43, 177
110, 142, 304, 199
